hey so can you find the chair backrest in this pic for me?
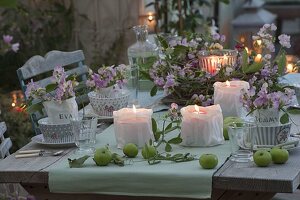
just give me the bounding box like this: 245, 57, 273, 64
17, 50, 89, 134
0, 122, 12, 159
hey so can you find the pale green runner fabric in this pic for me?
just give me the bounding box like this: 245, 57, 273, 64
49, 125, 231, 199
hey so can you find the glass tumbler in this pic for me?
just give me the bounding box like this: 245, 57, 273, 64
71, 118, 95, 155
228, 122, 257, 162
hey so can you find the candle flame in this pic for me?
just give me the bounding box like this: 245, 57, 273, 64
254, 54, 262, 62
256, 40, 262, 46
240, 36, 245, 43
226, 80, 230, 87
148, 12, 154, 22
287, 63, 294, 73
133, 104, 137, 113
194, 105, 200, 113
195, 105, 200, 112
245, 47, 249, 54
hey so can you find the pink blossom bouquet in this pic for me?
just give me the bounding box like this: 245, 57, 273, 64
86, 64, 128, 92
240, 23, 295, 123
149, 32, 225, 105
25, 66, 78, 107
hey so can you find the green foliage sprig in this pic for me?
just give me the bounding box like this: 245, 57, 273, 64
147, 152, 195, 165
151, 103, 182, 152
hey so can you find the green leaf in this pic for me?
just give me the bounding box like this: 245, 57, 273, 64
139, 56, 157, 69
244, 62, 263, 74
68, 155, 90, 168
140, 70, 152, 80
154, 131, 161, 141
165, 143, 172, 152
111, 153, 124, 166
150, 85, 158, 97
157, 35, 168, 49
152, 118, 157, 133
165, 123, 172, 131
45, 83, 57, 93
241, 49, 248, 73
164, 126, 180, 134
66, 74, 77, 81
276, 51, 286, 75
287, 107, 300, 115
0, 0, 17, 8
173, 45, 188, 57
26, 102, 44, 114
280, 113, 289, 124
168, 137, 182, 144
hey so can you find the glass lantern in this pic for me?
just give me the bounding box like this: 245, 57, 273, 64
198, 49, 238, 75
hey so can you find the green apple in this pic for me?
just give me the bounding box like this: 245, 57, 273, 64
123, 143, 138, 158
199, 154, 218, 169
93, 147, 112, 166
270, 148, 289, 164
223, 117, 244, 140
141, 144, 157, 159
253, 150, 272, 167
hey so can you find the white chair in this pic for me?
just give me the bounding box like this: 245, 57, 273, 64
0, 122, 28, 199
0, 122, 12, 159
16, 50, 89, 134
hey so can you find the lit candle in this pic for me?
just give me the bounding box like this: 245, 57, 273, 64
208, 56, 218, 75
213, 80, 249, 117
222, 54, 228, 65
254, 54, 262, 63
256, 39, 262, 46
147, 12, 155, 32
245, 47, 251, 55
193, 105, 206, 114
180, 105, 224, 147
286, 63, 294, 73
148, 13, 154, 22
113, 106, 153, 148
240, 36, 245, 43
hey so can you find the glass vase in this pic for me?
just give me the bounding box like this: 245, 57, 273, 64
198, 49, 238, 76
127, 25, 158, 105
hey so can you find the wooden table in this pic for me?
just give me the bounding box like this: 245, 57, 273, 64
1, 132, 300, 200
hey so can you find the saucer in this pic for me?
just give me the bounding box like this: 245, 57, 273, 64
31, 134, 76, 148
254, 137, 300, 151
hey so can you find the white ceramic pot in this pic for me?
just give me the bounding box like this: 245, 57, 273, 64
38, 117, 74, 143
252, 108, 282, 126
255, 123, 292, 146
42, 97, 78, 124
88, 91, 130, 117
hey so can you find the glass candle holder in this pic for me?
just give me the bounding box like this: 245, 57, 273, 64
198, 49, 238, 75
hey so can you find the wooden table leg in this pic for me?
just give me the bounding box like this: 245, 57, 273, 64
211, 188, 276, 200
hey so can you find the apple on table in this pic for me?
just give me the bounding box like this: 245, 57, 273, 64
199, 154, 218, 169
123, 143, 139, 158
253, 150, 272, 167
270, 148, 289, 164
93, 147, 112, 166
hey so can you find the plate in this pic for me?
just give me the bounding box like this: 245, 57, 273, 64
254, 137, 300, 151
31, 134, 76, 148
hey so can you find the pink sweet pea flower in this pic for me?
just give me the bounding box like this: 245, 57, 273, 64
3, 35, 13, 44
11, 43, 20, 52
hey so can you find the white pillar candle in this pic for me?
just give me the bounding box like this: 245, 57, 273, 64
180, 104, 224, 147
113, 105, 153, 148
213, 80, 249, 118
